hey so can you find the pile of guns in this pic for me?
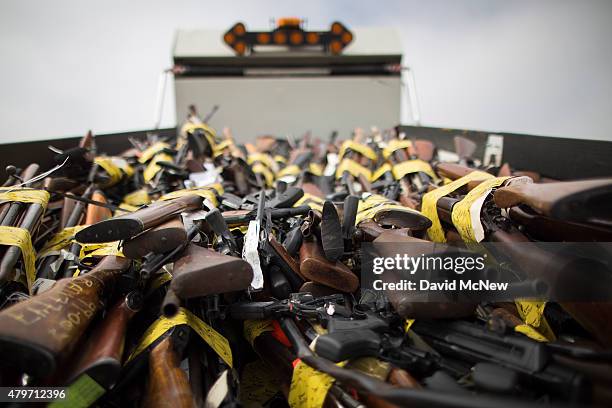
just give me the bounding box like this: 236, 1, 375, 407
0, 108, 611, 408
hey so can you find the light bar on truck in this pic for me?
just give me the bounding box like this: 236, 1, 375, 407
223, 19, 353, 56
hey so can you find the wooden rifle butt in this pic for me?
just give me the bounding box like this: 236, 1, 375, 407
299, 238, 358, 292
170, 244, 253, 299
0, 256, 130, 378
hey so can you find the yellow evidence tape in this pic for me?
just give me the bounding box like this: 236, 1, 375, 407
335, 158, 372, 180
382, 139, 412, 160
288, 360, 347, 408
139, 142, 170, 164
515, 300, 556, 341
159, 185, 222, 207
338, 140, 377, 161
49, 374, 105, 408
244, 319, 274, 346
421, 171, 494, 242
127, 307, 233, 367
143, 152, 174, 183
355, 193, 424, 226
0, 226, 36, 293
0, 188, 50, 207
392, 159, 438, 181
450, 177, 510, 242
37, 225, 87, 259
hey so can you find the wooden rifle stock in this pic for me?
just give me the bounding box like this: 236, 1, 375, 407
162, 244, 252, 316
414, 139, 435, 162
143, 336, 196, 408
66, 291, 142, 387
0, 256, 131, 377
299, 238, 358, 292
494, 178, 612, 224
75, 194, 203, 243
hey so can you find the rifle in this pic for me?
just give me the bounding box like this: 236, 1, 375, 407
223, 205, 310, 225
52, 162, 108, 278
412, 320, 588, 402
278, 317, 547, 408
372, 231, 477, 319
493, 178, 612, 225
0, 255, 131, 378
0, 163, 40, 227
75, 194, 203, 243
384, 138, 435, 196
439, 194, 612, 345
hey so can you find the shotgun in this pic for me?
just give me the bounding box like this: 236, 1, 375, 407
75, 194, 203, 243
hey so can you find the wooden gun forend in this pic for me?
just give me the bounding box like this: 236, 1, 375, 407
75, 194, 203, 243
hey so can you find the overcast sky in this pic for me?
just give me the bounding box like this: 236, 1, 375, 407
0, 0, 610, 143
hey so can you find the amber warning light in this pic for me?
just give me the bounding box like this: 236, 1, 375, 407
223, 19, 353, 56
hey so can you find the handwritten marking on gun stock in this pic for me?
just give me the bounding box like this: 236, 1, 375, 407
4, 274, 109, 343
